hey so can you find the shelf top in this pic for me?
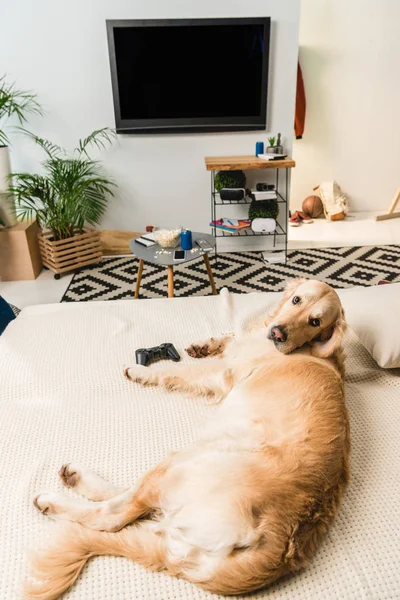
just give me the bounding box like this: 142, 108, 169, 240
205, 155, 295, 171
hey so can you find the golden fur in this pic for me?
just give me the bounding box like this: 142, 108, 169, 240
24, 279, 350, 599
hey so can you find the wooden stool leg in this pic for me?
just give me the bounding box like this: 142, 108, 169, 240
203, 253, 217, 295
134, 259, 144, 299
167, 266, 174, 298
375, 188, 400, 221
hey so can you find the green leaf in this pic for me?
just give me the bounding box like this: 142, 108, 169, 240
76, 127, 117, 157
0, 129, 9, 146
17, 128, 64, 158
9, 128, 116, 240
0, 75, 42, 144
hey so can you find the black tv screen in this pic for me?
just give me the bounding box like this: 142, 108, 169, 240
106, 18, 270, 134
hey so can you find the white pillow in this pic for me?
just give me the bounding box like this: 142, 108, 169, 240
338, 283, 400, 369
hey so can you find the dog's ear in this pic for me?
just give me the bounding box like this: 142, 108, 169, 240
311, 309, 346, 358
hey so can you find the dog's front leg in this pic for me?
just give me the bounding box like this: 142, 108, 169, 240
125, 360, 235, 403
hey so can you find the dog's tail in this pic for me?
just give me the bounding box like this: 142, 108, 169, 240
22, 521, 168, 600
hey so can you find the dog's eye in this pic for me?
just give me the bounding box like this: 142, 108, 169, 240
310, 318, 321, 327
292, 296, 300, 305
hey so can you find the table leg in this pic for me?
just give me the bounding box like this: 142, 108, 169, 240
167, 266, 174, 298
134, 259, 144, 299
203, 253, 217, 295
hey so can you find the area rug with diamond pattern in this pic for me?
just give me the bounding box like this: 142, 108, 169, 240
61, 245, 400, 302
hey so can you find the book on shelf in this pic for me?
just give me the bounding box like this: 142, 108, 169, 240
257, 153, 287, 161
210, 218, 251, 234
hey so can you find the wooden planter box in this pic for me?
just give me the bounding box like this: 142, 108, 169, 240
38, 228, 102, 278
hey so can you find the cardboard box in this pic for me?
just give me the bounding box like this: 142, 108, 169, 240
0, 220, 42, 281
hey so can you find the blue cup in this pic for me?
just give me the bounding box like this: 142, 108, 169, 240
255, 141, 264, 156
181, 230, 193, 250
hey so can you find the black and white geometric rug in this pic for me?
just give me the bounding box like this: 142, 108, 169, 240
61, 245, 400, 302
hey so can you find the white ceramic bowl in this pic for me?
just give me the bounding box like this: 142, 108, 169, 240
153, 228, 181, 248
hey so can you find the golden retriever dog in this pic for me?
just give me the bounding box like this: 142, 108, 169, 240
25, 279, 350, 600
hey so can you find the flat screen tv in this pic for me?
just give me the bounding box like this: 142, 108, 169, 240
106, 18, 270, 134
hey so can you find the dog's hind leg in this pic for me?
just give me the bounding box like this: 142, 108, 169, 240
34, 458, 170, 532
59, 463, 128, 501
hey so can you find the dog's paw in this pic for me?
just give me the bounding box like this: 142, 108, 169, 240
124, 365, 139, 382
186, 338, 224, 358
124, 365, 145, 383
186, 341, 212, 358
33, 492, 59, 516
59, 463, 80, 488
124, 365, 156, 386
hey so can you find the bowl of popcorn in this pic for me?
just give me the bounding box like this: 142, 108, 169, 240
153, 227, 182, 249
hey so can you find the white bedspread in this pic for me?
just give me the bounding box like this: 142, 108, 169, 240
0, 289, 399, 599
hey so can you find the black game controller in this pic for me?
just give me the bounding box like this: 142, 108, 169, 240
135, 343, 180, 367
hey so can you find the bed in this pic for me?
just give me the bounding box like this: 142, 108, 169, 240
1, 289, 399, 599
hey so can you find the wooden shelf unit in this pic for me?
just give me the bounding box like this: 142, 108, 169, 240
205, 155, 296, 262
205, 155, 296, 171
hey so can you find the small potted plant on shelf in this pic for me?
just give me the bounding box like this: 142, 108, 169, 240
9, 128, 116, 279
0, 75, 42, 226
267, 133, 283, 154
214, 170, 246, 191
248, 197, 279, 221
266, 136, 276, 154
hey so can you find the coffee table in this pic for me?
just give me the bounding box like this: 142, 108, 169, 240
129, 232, 217, 298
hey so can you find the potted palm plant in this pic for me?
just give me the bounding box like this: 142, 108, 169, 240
9, 128, 116, 278
0, 75, 42, 225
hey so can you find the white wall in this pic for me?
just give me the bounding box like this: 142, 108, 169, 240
0, 0, 300, 246
291, 0, 400, 213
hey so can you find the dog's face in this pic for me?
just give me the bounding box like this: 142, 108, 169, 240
266, 279, 346, 357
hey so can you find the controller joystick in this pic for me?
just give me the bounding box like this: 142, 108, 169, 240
135, 343, 180, 367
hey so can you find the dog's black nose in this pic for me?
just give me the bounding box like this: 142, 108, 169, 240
270, 326, 287, 343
